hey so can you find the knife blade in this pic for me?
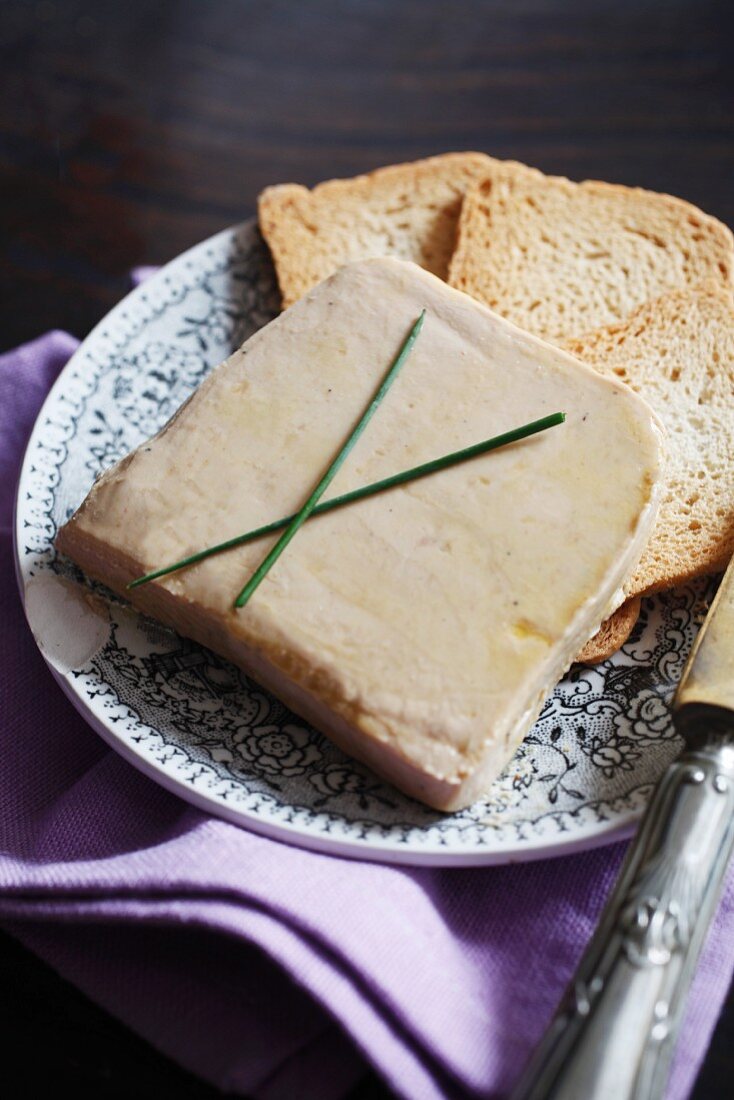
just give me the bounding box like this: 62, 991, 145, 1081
675, 556, 734, 721
510, 554, 734, 1100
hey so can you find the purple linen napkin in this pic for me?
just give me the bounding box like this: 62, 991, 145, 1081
2, 329, 734, 1100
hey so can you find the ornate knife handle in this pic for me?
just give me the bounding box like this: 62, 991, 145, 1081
511, 719, 734, 1100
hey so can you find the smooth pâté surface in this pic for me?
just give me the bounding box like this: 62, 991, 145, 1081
57, 257, 663, 810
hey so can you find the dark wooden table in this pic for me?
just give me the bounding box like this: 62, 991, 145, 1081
1, 0, 733, 1095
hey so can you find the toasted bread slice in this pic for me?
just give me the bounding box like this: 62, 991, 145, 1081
448, 164, 734, 343
577, 597, 641, 664
259, 153, 504, 308
567, 282, 734, 599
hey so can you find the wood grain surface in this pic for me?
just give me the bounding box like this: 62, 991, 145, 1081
1, 0, 733, 1096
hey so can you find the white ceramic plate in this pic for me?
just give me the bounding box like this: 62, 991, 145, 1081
15, 220, 711, 865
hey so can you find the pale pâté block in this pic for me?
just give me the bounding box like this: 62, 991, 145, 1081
57, 259, 664, 810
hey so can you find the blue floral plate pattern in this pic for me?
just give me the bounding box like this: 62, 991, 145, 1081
14, 221, 712, 865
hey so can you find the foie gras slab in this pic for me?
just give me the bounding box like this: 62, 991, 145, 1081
57, 258, 664, 810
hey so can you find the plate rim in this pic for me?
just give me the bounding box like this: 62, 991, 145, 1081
14, 218, 648, 867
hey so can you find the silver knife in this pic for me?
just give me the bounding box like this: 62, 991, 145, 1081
510, 554, 734, 1100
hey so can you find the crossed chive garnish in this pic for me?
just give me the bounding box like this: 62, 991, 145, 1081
127, 311, 565, 608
